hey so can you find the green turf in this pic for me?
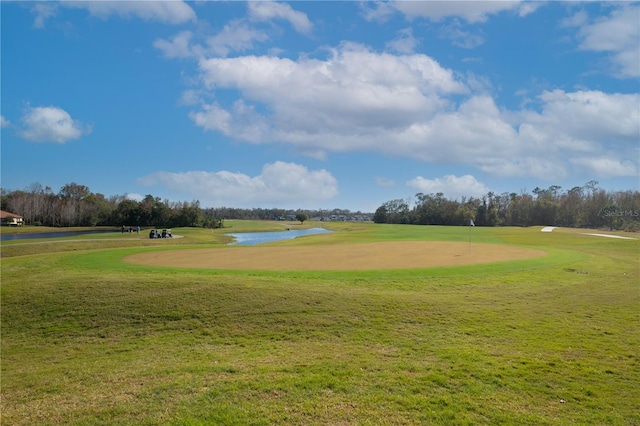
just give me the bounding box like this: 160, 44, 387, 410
1, 222, 638, 425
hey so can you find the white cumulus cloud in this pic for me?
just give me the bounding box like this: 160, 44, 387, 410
0, 115, 10, 128
137, 161, 338, 209
573, 4, 640, 78
189, 100, 269, 143
153, 31, 194, 59
527, 89, 639, 144
248, 1, 313, 34
570, 156, 639, 178
386, 27, 420, 54
62, 0, 196, 24
19, 106, 92, 144
125, 193, 144, 202
33, 1, 196, 26
185, 42, 639, 182
193, 43, 467, 149
154, 21, 270, 59
407, 175, 490, 199
206, 20, 270, 57
390, 1, 533, 23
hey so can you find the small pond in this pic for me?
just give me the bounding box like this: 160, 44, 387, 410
0, 229, 118, 241
226, 227, 332, 245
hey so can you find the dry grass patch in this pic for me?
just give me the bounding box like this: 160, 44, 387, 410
123, 241, 546, 271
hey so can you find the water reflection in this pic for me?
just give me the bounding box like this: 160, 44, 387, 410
226, 227, 332, 245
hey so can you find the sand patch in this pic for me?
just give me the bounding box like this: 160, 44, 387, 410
580, 233, 638, 240
124, 241, 546, 271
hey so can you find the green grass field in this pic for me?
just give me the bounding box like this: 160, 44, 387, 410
1, 222, 638, 425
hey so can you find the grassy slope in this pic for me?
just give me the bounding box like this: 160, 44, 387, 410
1, 223, 638, 425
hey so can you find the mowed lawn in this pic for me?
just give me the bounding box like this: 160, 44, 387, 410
1, 222, 638, 425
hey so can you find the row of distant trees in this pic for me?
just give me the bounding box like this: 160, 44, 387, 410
201, 206, 360, 221
0, 182, 363, 229
0, 183, 205, 228
3, 180, 638, 231
373, 181, 640, 231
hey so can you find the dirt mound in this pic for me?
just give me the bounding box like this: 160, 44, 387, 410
124, 241, 546, 271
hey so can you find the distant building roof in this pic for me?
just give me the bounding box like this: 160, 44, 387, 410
0, 210, 23, 219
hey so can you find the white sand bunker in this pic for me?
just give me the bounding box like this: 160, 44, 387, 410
541, 226, 637, 240
580, 233, 638, 240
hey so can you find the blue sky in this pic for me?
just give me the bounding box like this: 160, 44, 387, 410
1, 1, 638, 212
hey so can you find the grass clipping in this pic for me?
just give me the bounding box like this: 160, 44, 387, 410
124, 241, 546, 271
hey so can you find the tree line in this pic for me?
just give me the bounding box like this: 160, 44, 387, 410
3, 180, 638, 231
0, 183, 205, 228
373, 181, 640, 231
201, 207, 363, 222
0, 182, 366, 228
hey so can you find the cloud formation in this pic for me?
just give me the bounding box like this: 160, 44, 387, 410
438, 22, 485, 49
206, 20, 270, 57
153, 31, 195, 59
248, 1, 313, 34
63, 1, 196, 24
386, 27, 420, 54
19, 106, 92, 144
138, 161, 338, 208
186, 43, 638, 181
193, 43, 466, 145
574, 4, 640, 78
154, 2, 312, 60
362, 0, 534, 24
407, 174, 491, 199
31, 3, 58, 28
155, 23, 272, 60
31, 0, 196, 27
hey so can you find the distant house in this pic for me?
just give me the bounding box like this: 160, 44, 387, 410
0, 210, 24, 226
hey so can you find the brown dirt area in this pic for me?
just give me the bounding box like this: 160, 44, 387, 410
123, 241, 546, 271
